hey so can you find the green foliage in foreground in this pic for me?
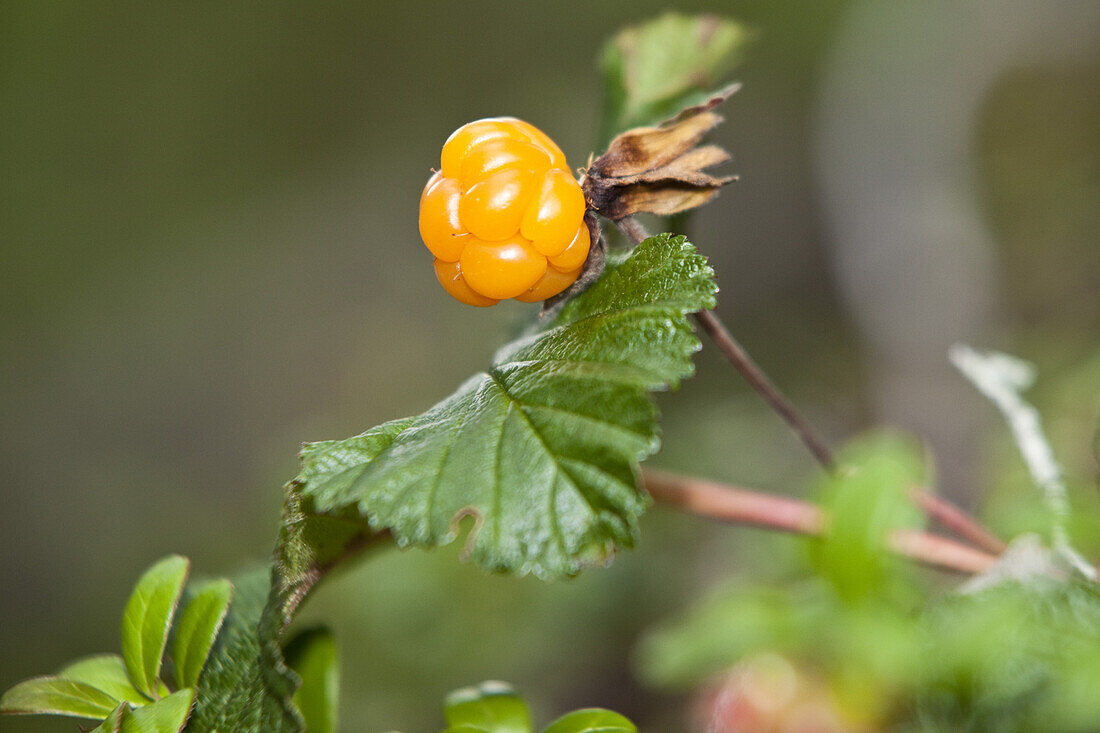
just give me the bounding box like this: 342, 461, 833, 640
1, 555, 228, 732
194, 234, 716, 732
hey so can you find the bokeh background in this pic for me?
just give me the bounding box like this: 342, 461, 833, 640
2, 2, 1098, 731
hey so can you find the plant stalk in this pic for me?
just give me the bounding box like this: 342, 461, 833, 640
615, 216, 835, 470
642, 469, 998, 575
616, 216, 1006, 558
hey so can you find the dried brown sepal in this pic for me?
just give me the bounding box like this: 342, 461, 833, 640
540, 211, 605, 316
583, 84, 739, 221
598, 182, 725, 220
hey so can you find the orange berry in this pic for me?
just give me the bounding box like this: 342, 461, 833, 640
418, 174, 469, 261
513, 265, 583, 303
420, 118, 591, 306
440, 119, 522, 179
548, 223, 591, 272
433, 259, 499, 307
508, 119, 569, 170
459, 235, 547, 300
458, 138, 553, 190
521, 169, 586, 256
459, 168, 537, 242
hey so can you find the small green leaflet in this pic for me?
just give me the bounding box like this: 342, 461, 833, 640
91, 703, 129, 733
294, 234, 716, 578
438, 683, 638, 733
121, 555, 190, 698
813, 432, 926, 602
542, 709, 637, 733
122, 688, 194, 733
599, 12, 751, 145
172, 579, 232, 689
0, 677, 120, 719
443, 681, 531, 733
58, 654, 148, 706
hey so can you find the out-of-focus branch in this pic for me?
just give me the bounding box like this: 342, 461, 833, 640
642, 469, 999, 575
616, 217, 1008, 562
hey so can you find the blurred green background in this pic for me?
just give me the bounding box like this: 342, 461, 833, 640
2, 2, 1097, 731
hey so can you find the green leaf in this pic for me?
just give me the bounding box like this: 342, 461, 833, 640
58, 654, 148, 705
284, 627, 339, 733
91, 702, 130, 733
121, 688, 193, 733
814, 432, 926, 602
599, 12, 752, 145
0, 676, 120, 719
186, 567, 302, 733
295, 234, 715, 579
172, 579, 232, 689
443, 681, 531, 733
541, 708, 637, 733
121, 555, 190, 698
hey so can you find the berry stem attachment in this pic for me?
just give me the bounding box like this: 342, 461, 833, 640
616, 216, 836, 470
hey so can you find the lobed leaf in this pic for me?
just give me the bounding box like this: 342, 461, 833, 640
172, 579, 233, 689
121, 555, 190, 698
294, 234, 716, 579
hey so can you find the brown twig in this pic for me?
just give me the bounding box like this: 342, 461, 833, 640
616, 216, 836, 470
642, 469, 998, 575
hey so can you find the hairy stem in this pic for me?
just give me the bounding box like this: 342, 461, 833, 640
642, 469, 998, 575
616, 216, 835, 469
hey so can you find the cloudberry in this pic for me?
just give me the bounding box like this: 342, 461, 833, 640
419, 118, 590, 306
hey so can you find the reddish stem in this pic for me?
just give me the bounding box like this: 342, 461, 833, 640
616, 215, 1007, 560
909, 486, 1007, 555
642, 469, 998, 575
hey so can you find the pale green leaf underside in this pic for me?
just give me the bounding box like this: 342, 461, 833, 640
59, 654, 148, 706
295, 234, 716, 578
542, 708, 637, 733
172, 579, 233, 690
121, 555, 190, 698
0, 676, 119, 719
